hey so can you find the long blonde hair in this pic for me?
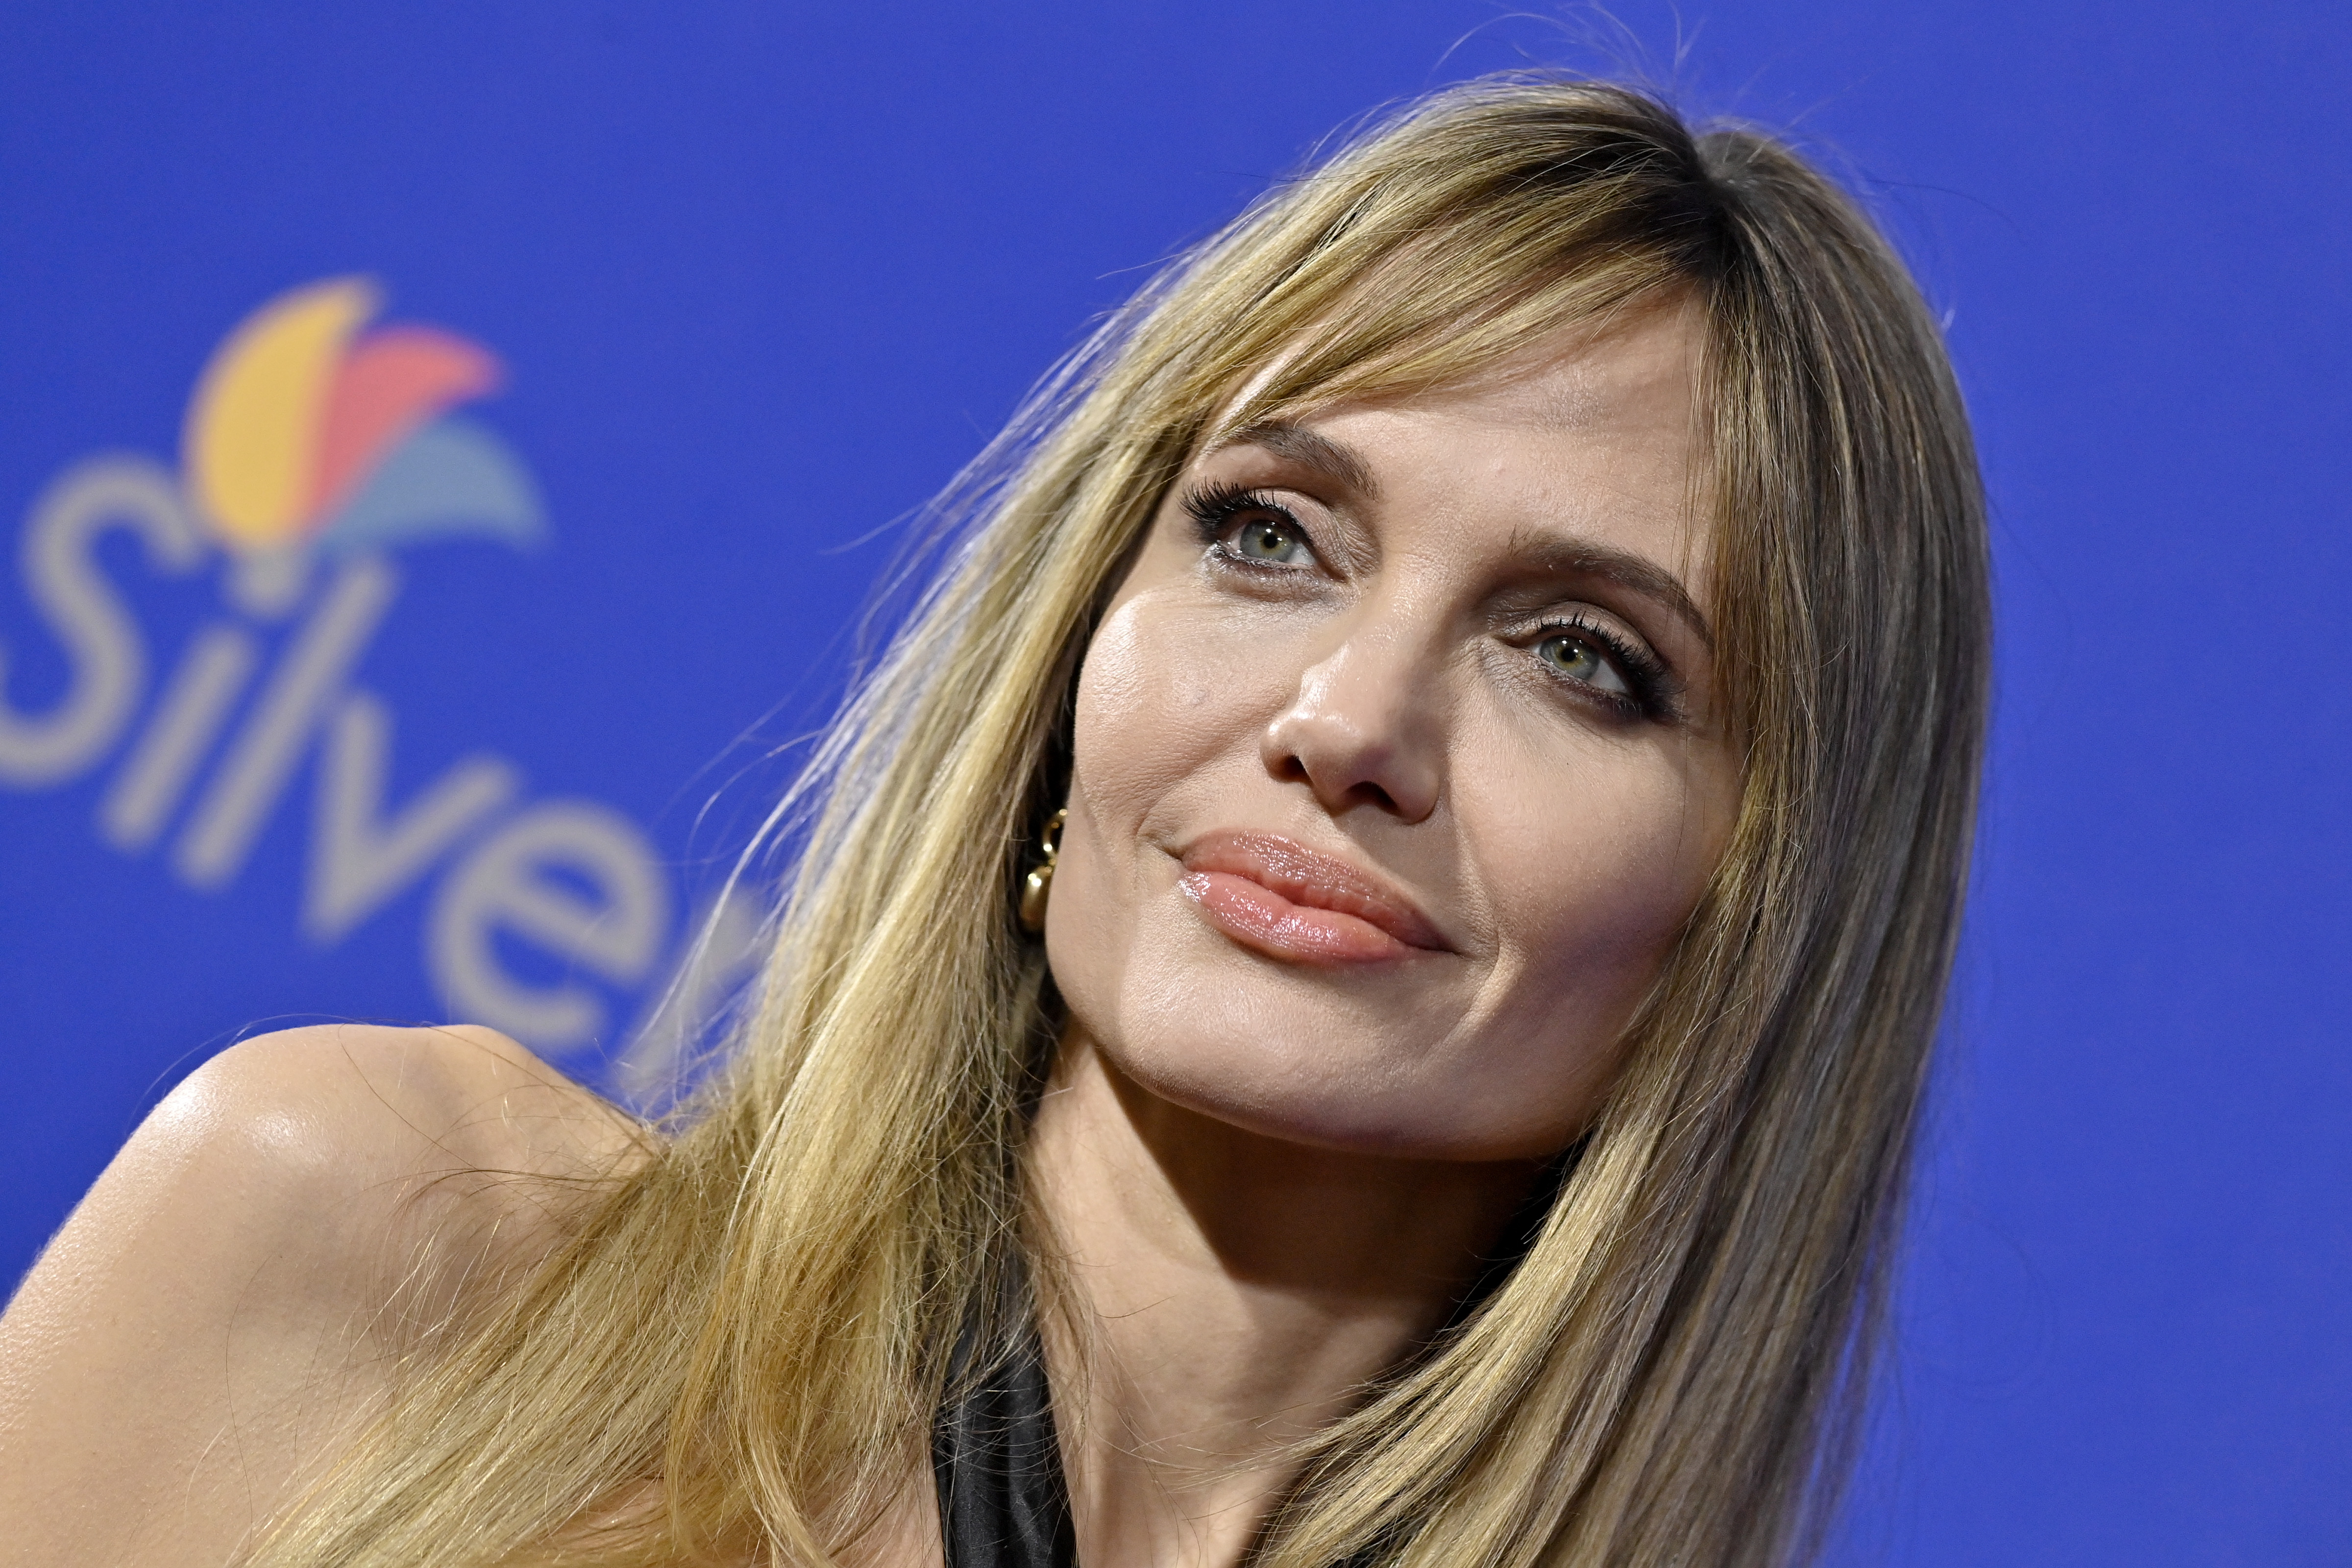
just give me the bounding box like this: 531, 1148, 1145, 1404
253, 76, 1988, 1568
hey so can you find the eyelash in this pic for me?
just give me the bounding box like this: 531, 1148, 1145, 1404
1177, 480, 1677, 723
1529, 613, 1676, 721
1184, 481, 1304, 561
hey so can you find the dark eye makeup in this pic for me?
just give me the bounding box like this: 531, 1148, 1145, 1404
1523, 614, 1677, 721
1178, 478, 1680, 724
1183, 480, 1315, 567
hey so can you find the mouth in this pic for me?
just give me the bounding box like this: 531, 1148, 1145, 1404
1175, 830, 1448, 967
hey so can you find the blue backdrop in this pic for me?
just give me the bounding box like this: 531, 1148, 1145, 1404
2, 4, 2344, 1562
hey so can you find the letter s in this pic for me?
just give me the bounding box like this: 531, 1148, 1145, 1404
0, 456, 207, 786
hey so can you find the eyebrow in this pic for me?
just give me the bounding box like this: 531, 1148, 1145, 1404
1510, 535, 1715, 651
1213, 420, 1381, 499
1213, 419, 1713, 651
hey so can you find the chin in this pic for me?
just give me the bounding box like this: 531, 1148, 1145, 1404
1098, 1025, 1584, 1164
1050, 879, 1615, 1163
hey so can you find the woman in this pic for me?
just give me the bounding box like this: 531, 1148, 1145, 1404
0, 76, 1987, 1568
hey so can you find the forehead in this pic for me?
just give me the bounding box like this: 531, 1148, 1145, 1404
1485, 305, 1694, 438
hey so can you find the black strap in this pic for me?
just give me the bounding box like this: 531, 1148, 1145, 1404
931, 1320, 1078, 1568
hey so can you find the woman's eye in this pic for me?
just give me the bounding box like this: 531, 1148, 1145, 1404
1228, 514, 1311, 565
1536, 632, 1631, 695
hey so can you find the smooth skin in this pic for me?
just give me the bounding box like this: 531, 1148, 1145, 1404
1033, 299, 1738, 1564
0, 301, 1737, 1567
0, 1025, 642, 1567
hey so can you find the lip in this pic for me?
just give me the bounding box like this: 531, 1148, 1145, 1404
1175, 830, 1447, 966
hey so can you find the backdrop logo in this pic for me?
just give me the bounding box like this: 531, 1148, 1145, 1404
0, 278, 754, 1089
185, 276, 542, 615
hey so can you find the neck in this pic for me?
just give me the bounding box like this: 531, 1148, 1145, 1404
1026, 1030, 1544, 1568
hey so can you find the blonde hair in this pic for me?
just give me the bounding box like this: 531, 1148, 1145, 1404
252, 76, 1988, 1568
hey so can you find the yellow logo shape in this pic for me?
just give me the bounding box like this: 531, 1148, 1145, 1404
184, 277, 378, 550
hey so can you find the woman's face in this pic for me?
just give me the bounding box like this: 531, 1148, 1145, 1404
1047, 304, 1740, 1163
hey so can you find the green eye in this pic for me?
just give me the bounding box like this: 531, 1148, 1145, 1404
1537, 632, 1629, 694
1232, 516, 1307, 564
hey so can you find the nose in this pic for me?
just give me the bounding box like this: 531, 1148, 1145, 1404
1261, 622, 1444, 823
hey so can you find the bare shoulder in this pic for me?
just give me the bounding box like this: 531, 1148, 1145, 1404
45, 1022, 646, 1330
166, 1022, 645, 1260
0, 1023, 648, 1568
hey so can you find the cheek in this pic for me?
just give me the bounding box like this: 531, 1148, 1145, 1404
1463, 732, 1732, 1033
1047, 593, 1279, 1014
1067, 595, 1216, 817
1065, 588, 1306, 833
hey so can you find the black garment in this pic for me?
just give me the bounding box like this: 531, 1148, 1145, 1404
931, 1321, 1078, 1568
928, 1142, 1576, 1568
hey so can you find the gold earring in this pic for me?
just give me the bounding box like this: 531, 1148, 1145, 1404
1019, 808, 1068, 934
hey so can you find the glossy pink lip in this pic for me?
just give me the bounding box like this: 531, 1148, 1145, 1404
1176, 831, 1447, 967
